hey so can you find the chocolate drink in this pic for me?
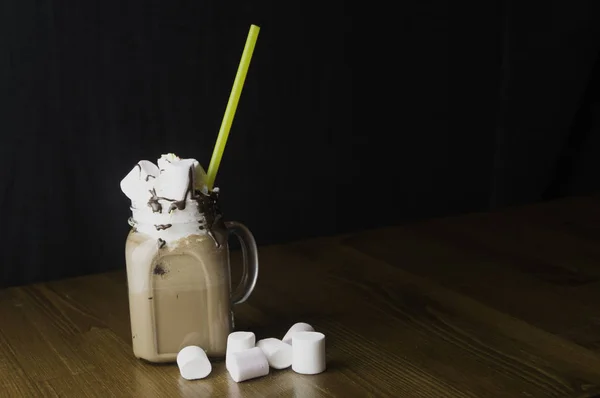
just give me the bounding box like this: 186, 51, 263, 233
125, 223, 232, 362
120, 154, 258, 363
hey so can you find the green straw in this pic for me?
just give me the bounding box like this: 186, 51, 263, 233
206, 24, 260, 191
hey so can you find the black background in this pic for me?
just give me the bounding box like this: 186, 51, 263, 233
1, 1, 600, 287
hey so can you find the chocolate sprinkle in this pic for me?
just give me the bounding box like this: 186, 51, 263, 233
153, 264, 167, 276
154, 224, 172, 231
157, 238, 166, 249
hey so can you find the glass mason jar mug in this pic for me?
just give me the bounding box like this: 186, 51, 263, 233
124, 189, 258, 363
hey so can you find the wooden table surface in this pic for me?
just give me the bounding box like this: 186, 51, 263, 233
3, 196, 600, 397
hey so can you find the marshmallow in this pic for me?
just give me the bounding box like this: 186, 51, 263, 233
121, 153, 209, 207
121, 153, 217, 243
157, 153, 181, 170
138, 160, 160, 182
291, 332, 326, 375
226, 331, 256, 368
282, 322, 315, 345
120, 160, 159, 202
155, 158, 197, 202
177, 346, 212, 380
120, 164, 143, 201
256, 338, 292, 369
227, 347, 269, 382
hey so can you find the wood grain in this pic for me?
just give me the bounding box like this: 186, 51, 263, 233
2, 196, 600, 397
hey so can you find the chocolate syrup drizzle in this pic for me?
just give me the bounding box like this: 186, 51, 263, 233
135, 162, 157, 182
145, 165, 223, 247
147, 188, 176, 214
197, 189, 222, 247
167, 167, 195, 213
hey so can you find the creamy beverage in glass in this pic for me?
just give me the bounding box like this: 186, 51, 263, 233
120, 153, 258, 363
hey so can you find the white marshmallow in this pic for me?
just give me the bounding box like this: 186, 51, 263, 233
121, 153, 214, 242
226, 331, 256, 368
256, 338, 292, 369
177, 346, 212, 380
120, 160, 159, 202
120, 165, 142, 201
157, 153, 181, 170
227, 347, 269, 382
155, 158, 197, 202
138, 160, 160, 183
291, 332, 326, 375
282, 322, 315, 345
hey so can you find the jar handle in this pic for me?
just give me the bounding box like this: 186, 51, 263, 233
225, 221, 259, 305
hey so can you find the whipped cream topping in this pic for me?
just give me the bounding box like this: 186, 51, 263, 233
120, 154, 221, 243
